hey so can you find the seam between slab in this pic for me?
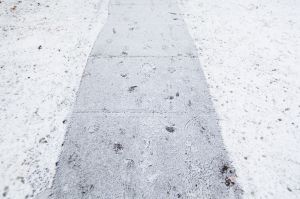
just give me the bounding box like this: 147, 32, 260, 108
90, 55, 198, 58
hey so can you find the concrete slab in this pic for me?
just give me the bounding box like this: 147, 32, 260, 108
74, 57, 211, 114
53, 113, 235, 198
90, 22, 196, 57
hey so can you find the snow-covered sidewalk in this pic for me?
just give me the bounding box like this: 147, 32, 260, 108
0, 0, 299, 198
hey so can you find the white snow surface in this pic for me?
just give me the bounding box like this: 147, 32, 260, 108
1, 0, 300, 198
0, 0, 109, 198
178, 0, 300, 198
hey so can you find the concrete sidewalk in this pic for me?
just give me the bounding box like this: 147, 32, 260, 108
45, 0, 242, 198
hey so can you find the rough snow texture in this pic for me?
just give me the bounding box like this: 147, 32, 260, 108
178, 0, 300, 198
0, 0, 109, 198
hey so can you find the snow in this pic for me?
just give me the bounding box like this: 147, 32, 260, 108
0, 0, 109, 198
1, 0, 300, 198
178, 0, 300, 198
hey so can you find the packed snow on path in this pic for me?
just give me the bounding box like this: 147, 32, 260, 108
0, 0, 109, 198
178, 0, 300, 198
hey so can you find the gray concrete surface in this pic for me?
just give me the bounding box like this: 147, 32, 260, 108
42, 0, 243, 198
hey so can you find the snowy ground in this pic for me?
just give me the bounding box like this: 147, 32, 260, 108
0, 0, 109, 198
178, 0, 300, 198
1, 0, 300, 198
